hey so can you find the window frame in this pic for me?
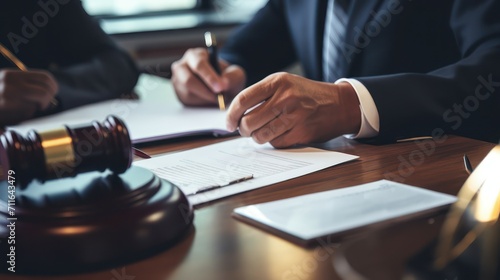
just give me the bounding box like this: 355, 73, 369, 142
86, 0, 220, 20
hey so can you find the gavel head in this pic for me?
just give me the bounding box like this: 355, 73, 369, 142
0, 115, 132, 186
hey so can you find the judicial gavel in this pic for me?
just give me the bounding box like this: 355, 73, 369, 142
0, 115, 132, 186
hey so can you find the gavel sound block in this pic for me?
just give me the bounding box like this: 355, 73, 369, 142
0, 116, 194, 274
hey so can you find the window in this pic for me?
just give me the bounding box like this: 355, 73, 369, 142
82, 0, 198, 17
85, 0, 269, 35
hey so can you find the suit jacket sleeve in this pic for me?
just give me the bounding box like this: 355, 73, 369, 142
357, 0, 500, 143
44, 0, 139, 112
220, 0, 297, 85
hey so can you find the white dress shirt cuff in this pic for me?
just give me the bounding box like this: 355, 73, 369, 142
335, 78, 380, 139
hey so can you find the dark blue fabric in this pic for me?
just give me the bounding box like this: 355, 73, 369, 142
0, 0, 139, 112
220, 0, 500, 143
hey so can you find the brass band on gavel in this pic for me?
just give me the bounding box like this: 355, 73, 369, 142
0, 116, 133, 186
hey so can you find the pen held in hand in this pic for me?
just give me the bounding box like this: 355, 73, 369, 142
0, 42, 59, 109
0, 43, 28, 71
204, 31, 226, 111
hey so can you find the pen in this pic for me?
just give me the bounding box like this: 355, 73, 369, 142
186, 174, 254, 196
0, 42, 59, 108
0, 43, 28, 71
204, 32, 226, 111
133, 147, 151, 159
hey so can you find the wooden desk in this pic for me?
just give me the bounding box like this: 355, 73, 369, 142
3, 136, 495, 280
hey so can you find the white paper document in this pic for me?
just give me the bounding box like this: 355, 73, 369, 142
133, 138, 359, 205
8, 75, 230, 143
233, 180, 457, 243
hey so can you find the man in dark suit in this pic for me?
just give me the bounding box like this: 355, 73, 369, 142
0, 0, 139, 126
171, 0, 500, 147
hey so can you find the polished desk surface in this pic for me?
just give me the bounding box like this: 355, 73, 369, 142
3, 135, 495, 280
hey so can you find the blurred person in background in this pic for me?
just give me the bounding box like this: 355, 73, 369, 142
0, 0, 139, 126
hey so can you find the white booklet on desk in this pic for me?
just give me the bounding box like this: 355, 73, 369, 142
233, 180, 457, 245
133, 138, 359, 205
8, 75, 231, 144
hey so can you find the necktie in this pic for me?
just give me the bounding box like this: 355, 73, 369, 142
322, 0, 349, 82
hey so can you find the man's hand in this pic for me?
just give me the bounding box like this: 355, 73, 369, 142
171, 48, 246, 106
226, 72, 361, 148
0, 69, 58, 125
